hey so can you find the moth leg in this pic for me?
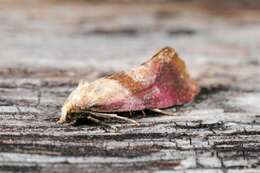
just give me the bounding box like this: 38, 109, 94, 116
150, 109, 177, 116
141, 110, 146, 117
87, 116, 118, 131
129, 111, 133, 117
88, 112, 139, 126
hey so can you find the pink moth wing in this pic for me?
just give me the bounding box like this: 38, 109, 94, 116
90, 47, 199, 112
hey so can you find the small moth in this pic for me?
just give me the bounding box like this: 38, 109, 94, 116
58, 47, 199, 128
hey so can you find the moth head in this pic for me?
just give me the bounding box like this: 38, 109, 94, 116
58, 81, 88, 124
58, 102, 76, 124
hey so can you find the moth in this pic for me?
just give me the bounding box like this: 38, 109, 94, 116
58, 47, 199, 129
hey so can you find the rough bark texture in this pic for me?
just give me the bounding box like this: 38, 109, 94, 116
0, 1, 260, 173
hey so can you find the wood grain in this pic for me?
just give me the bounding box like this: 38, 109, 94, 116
0, 1, 259, 172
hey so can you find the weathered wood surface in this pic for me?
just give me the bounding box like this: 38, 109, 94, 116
0, 1, 260, 173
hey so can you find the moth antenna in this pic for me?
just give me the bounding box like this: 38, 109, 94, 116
87, 116, 118, 131
150, 109, 177, 116
88, 111, 139, 126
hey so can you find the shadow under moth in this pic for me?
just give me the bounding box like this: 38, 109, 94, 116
58, 47, 199, 130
